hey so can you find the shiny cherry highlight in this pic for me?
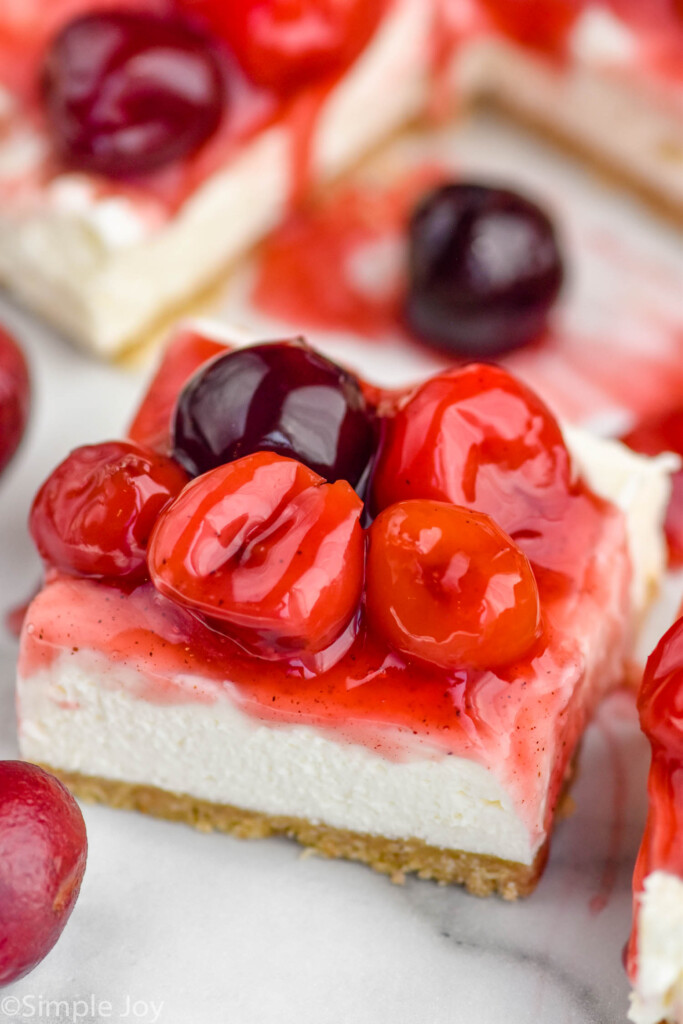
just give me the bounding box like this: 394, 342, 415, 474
30, 441, 189, 581
148, 451, 365, 656
406, 183, 563, 356
172, 339, 376, 489
43, 11, 225, 177
365, 500, 541, 671
370, 363, 572, 542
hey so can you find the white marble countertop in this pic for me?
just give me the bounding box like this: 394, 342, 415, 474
1, 111, 682, 1024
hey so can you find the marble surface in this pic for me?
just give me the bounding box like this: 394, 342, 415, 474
1, 111, 682, 1024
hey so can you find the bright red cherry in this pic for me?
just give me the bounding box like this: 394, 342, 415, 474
638, 615, 683, 756
0, 761, 87, 986
0, 324, 30, 477
180, 0, 386, 92
148, 451, 364, 656
366, 500, 541, 671
370, 364, 572, 542
43, 11, 224, 177
30, 441, 189, 581
406, 183, 563, 356
172, 339, 376, 489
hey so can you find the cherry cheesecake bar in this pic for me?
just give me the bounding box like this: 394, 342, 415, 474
0, 0, 681, 355
16, 326, 673, 896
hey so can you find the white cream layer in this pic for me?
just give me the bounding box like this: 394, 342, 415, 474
0, 0, 681, 354
18, 648, 538, 864
629, 871, 683, 1024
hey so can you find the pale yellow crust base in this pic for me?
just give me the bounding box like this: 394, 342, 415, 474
45, 767, 548, 899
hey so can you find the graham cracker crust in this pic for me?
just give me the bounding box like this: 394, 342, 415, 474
46, 767, 547, 899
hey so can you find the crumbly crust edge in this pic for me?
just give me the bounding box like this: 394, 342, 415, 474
43, 766, 548, 900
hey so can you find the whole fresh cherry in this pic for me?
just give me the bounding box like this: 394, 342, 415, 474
370, 363, 571, 541
43, 11, 225, 177
405, 183, 563, 356
366, 500, 541, 671
0, 325, 30, 477
30, 441, 189, 581
148, 451, 365, 656
638, 615, 683, 756
172, 339, 376, 489
179, 0, 386, 93
0, 761, 87, 986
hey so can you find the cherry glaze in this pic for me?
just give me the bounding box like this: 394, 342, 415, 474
405, 184, 564, 357
370, 363, 573, 565
178, 0, 387, 92
172, 339, 376, 488
0, 325, 30, 477
148, 451, 364, 657
30, 441, 189, 581
43, 10, 225, 177
0, 761, 87, 986
366, 500, 541, 670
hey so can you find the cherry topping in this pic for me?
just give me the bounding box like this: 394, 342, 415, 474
30, 441, 189, 581
638, 615, 683, 756
180, 0, 386, 93
370, 364, 571, 541
0, 324, 30, 477
148, 451, 364, 657
366, 500, 541, 671
172, 339, 376, 489
405, 183, 563, 356
42, 11, 224, 177
0, 761, 87, 986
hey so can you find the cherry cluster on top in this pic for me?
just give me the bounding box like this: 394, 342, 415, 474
29, 338, 580, 674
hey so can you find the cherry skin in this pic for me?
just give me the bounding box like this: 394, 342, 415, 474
30, 441, 190, 581
365, 500, 541, 671
42, 11, 224, 177
172, 339, 376, 489
180, 0, 386, 93
0, 761, 87, 986
148, 451, 365, 657
638, 615, 683, 756
405, 183, 563, 356
0, 325, 30, 477
370, 363, 572, 542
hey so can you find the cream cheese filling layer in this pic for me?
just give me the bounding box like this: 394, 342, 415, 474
18, 649, 539, 865
629, 871, 683, 1024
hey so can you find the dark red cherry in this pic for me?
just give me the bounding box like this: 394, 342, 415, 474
29, 441, 190, 581
42, 11, 225, 177
172, 339, 376, 489
405, 183, 563, 356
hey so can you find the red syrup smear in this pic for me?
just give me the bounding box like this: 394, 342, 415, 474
252, 166, 449, 343
588, 692, 633, 916
627, 613, 683, 982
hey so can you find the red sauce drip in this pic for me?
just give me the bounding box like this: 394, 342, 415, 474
479, 0, 579, 58
623, 409, 683, 567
